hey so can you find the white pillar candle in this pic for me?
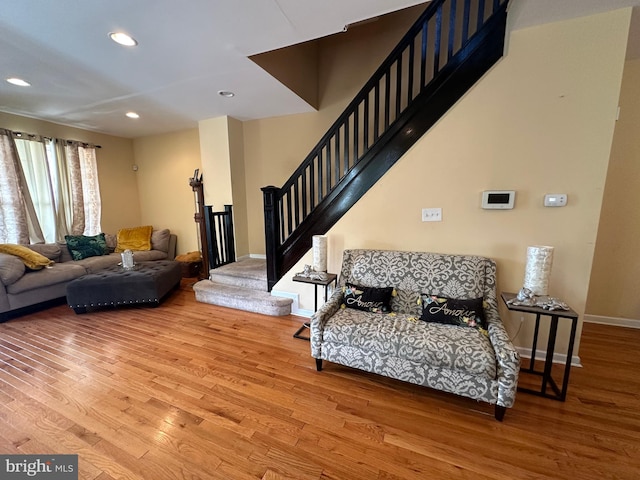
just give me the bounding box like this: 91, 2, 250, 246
523, 245, 554, 296
312, 235, 327, 272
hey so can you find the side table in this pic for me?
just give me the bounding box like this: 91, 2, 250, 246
501, 292, 579, 401
292, 273, 338, 341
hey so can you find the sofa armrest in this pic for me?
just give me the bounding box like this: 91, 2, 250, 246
487, 318, 520, 408
310, 289, 344, 358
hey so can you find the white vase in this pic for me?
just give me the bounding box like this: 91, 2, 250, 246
523, 245, 554, 296
312, 235, 327, 272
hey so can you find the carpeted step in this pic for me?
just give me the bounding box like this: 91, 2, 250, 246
208, 257, 267, 291
193, 280, 292, 316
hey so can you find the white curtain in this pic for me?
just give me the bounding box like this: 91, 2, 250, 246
0, 129, 44, 243
0, 129, 102, 244
14, 136, 57, 242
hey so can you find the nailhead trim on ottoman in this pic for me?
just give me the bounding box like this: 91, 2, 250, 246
66, 260, 182, 314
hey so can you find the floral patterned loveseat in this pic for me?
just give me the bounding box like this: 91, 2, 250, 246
310, 249, 520, 420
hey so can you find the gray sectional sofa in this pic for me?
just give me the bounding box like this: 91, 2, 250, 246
310, 248, 520, 420
0, 230, 176, 321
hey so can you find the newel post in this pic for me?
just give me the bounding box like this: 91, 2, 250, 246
261, 186, 281, 291
223, 204, 236, 264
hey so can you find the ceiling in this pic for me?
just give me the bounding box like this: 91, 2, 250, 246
1, 0, 639, 139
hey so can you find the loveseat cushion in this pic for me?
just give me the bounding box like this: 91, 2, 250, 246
322, 309, 497, 379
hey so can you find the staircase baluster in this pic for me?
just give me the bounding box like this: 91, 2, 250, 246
477, 0, 486, 30
434, 3, 443, 76
448, 0, 457, 60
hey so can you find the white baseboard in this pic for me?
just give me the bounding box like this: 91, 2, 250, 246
270, 290, 314, 318
584, 314, 640, 329
248, 253, 266, 259
516, 346, 582, 368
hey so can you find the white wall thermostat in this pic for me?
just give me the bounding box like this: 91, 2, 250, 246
544, 193, 567, 207
482, 190, 515, 209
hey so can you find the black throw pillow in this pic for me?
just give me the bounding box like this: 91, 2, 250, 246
343, 283, 394, 313
420, 294, 486, 330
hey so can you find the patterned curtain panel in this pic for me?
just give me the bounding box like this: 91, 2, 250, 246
63, 143, 86, 236
0, 129, 44, 244
78, 145, 101, 235
0, 129, 102, 244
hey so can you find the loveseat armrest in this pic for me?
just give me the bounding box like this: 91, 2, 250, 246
310, 289, 344, 358
487, 320, 520, 408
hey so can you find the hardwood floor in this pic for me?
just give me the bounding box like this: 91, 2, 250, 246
1, 280, 638, 479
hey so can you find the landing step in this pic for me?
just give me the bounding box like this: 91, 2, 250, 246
193, 280, 292, 317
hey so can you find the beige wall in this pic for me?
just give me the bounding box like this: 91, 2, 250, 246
271, 9, 630, 357
586, 58, 640, 321
228, 117, 250, 257
199, 117, 233, 208
133, 128, 201, 255
243, 5, 424, 255
199, 116, 250, 257
0, 111, 139, 233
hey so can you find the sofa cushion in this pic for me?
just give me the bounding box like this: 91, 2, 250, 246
151, 229, 170, 254
0, 253, 26, 286
343, 283, 394, 313
129, 250, 168, 262
322, 309, 497, 379
420, 295, 486, 331
73, 253, 122, 274
115, 225, 153, 252
7, 263, 86, 294
0, 244, 54, 270
27, 243, 62, 261
65, 233, 109, 260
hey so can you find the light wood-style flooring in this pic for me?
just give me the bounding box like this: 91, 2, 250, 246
0, 280, 638, 479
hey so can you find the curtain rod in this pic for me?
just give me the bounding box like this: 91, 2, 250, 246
12, 131, 102, 148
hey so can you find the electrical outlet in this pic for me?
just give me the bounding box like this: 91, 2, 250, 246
422, 208, 442, 222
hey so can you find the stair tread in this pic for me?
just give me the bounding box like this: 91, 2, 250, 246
195, 281, 291, 304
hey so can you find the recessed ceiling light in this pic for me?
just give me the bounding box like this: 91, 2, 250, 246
126, 112, 140, 119
6, 77, 31, 87
218, 90, 235, 98
109, 32, 138, 47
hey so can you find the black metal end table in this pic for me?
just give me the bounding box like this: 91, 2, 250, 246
292, 273, 338, 341
501, 292, 579, 401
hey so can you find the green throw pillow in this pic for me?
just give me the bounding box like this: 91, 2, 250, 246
65, 233, 109, 261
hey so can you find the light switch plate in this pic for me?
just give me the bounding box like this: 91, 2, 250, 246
422, 208, 442, 222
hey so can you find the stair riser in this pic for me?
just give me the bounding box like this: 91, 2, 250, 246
194, 289, 290, 316
208, 272, 267, 291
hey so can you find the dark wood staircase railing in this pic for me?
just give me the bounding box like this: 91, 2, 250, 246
204, 204, 236, 270
263, 0, 509, 290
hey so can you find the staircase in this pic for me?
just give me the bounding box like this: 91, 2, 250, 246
195, 0, 510, 315
193, 258, 292, 316
263, 0, 510, 290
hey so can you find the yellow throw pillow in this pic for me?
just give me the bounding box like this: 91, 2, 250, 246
0, 244, 54, 270
115, 225, 153, 252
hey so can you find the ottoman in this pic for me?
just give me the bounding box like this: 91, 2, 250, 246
66, 261, 182, 313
